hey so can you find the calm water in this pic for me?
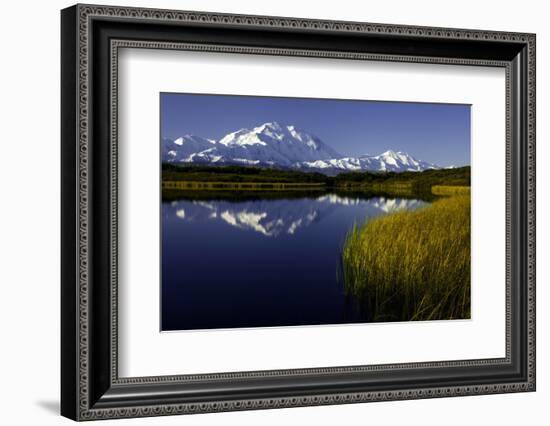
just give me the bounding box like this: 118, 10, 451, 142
161, 192, 427, 331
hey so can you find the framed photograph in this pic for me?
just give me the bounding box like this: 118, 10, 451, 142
61, 4, 536, 421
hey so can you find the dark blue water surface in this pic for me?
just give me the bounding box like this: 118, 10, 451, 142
161, 193, 427, 331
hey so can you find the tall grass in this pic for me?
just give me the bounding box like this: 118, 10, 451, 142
341, 194, 470, 322
432, 185, 470, 196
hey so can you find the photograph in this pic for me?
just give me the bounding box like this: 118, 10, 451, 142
57, 4, 536, 420
160, 93, 472, 331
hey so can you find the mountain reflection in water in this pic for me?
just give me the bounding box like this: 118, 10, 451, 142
161, 192, 428, 331
166, 194, 427, 238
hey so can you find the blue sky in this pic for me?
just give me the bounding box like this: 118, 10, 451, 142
161, 93, 471, 167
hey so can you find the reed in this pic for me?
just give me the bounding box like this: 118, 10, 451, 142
342, 194, 470, 322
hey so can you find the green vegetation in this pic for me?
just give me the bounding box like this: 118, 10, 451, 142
162, 164, 328, 183
331, 167, 470, 194
162, 164, 470, 197
432, 185, 471, 196
162, 180, 325, 191
341, 194, 470, 322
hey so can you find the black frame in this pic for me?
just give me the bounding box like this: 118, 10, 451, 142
61, 4, 536, 421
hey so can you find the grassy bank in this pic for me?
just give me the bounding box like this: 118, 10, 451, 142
162, 180, 326, 191
162, 164, 470, 201
331, 167, 470, 192
162, 164, 470, 189
341, 194, 470, 322
432, 185, 470, 196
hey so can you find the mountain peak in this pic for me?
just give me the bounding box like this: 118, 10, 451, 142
163, 123, 440, 174
258, 121, 284, 130
380, 149, 400, 157
253, 122, 286, 137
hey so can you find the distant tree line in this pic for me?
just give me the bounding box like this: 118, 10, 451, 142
161, 163, 470, 190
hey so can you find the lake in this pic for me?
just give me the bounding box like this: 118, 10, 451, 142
161, 192, 428, 331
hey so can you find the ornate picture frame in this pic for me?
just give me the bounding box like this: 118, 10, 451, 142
61, 4, 535, 421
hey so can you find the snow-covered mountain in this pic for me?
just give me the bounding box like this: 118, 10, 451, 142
298, 150, 438, 173
162, 122, 440, 174
162, 135, 215, 162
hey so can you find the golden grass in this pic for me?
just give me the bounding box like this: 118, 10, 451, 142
432, 185, 471, 196
342, 194, 470, 322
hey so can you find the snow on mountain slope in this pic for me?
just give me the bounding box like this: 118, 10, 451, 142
161, 135, 214, 162
298, 150, 437, 173
162, 122, 440, 173
215, 122, 341, 166
374, 150, 436, 171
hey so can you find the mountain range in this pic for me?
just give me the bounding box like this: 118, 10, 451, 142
162, 121, 440, 174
